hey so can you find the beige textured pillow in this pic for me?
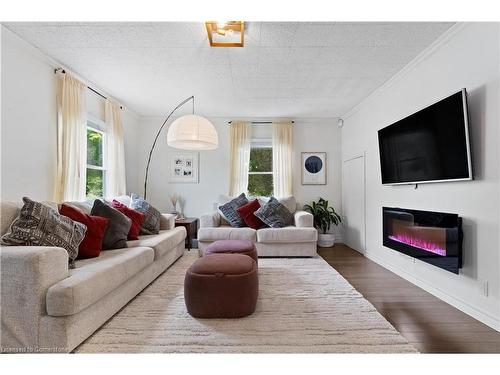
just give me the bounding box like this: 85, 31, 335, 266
277, 196, 296, 213
64, 200, 94, 214
0, 201, 22, 236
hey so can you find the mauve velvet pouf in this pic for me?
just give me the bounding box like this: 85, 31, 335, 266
184, 253, 259, 318
204, 239, 258, 264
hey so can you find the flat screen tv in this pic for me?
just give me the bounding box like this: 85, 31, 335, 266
378, 89, 472, 185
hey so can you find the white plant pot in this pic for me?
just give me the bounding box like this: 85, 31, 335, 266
317, 233, 336, 247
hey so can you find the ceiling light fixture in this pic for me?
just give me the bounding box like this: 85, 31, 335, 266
205, 21, 244, 47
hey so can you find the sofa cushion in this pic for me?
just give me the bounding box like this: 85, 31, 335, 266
59, 203, 109, 259
130, 194, 161, 235
215, 196, 231, 225
111, 200, 145, 240
294, 210, 314, 228
254, 197, 294, 228
1, 201, 22, 236
159, 213, 176, 230
113, 195, 131, 207
198, 226, 257, 242
200, 211, 222, 228
126, 227, 186, 260
64, 200, 94, 215
258, 196, 296, 214
91, 199, 131, 250
46, 246, 154, 316
218, 193, 248, 227
1, 197, 86, 269
257, 226, 318, 243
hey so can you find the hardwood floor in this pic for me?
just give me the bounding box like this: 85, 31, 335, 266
318, 244, 500, 353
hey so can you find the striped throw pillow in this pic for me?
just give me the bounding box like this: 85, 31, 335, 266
218, 193, 249, 227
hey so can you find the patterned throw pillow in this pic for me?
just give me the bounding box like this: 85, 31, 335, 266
129, 194, 161, 235
254, 197, 294, 228
1, 197, 86, 269
218, 193, 249, 227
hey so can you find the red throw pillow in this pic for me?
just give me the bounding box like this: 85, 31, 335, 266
59, 204, 109, 259
237, 199, 266, 229
111, 200, 145, 240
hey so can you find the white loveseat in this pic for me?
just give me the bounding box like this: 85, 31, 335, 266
198, 196, 318, 257
0, 196, 186, 353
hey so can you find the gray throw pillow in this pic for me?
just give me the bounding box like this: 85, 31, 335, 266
129, 194, 161, 235
1, 197, 86, 269
254, 196, 294, 228
91, 199, 131, 249
218, 193, 249, 227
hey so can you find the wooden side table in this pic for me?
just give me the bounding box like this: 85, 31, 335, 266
175, 217, 199, 251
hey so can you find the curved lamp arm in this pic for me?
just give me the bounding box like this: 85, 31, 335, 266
143, 95, 194, 199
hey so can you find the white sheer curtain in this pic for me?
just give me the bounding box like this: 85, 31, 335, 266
105, 99, 127, 197
54, 73, 87, 202
272, 121, 293, 197
229, 121, 251, 196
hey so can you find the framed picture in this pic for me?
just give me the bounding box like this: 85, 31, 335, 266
301, 152, 327, 185
170, 153, 199, 183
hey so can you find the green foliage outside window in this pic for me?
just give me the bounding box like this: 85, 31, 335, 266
86, 168, 104, 199
249, 147, 272, 172
87, 129, 103, 166
248, 147, 273, 197
86, 128, 104, 199
248, 174, 273, 197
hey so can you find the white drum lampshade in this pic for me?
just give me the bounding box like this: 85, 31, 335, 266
167, 114, 218, 150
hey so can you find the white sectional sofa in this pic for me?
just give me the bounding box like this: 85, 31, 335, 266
198, 196, 318, 257
0, 196, 186, 353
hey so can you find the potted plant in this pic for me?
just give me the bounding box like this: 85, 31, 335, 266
304, 197, 342, 247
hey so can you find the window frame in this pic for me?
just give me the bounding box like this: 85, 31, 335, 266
248, 138, 273, 197
86, 116, 107, 198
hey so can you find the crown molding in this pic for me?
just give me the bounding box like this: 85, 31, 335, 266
341, 22, 469, 120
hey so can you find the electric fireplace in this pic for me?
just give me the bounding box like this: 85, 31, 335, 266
383, 207, 463, 274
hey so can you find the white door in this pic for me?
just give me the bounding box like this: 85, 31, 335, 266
342, 154, 366, 253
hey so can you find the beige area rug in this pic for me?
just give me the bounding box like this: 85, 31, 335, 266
76, 251, 417, 353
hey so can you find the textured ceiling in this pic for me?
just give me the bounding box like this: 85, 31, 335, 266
4, 22, 454, 118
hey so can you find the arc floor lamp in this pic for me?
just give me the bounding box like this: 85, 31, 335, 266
143, 96, 218, 199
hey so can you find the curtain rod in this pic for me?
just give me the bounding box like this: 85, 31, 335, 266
54, 68, 123, 109
228, 121, 294, 124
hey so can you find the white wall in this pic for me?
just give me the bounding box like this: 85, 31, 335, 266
1, 26, 57, 201
134, 116, 343, 238
0, 26, 140, 201
341, 23, 500, 330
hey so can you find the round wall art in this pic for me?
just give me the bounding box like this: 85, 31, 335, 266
302, 152, 326, 185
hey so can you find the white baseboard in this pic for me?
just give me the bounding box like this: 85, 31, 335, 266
364, 250, 500, 332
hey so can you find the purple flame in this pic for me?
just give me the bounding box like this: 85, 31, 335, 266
388, 234, 446, 256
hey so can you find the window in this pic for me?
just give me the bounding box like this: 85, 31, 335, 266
248, 142, 273, 197
86, 123, 106, 199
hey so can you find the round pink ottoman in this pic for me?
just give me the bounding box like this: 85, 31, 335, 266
204, 239, 258, 264
184, 253, 258, 318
